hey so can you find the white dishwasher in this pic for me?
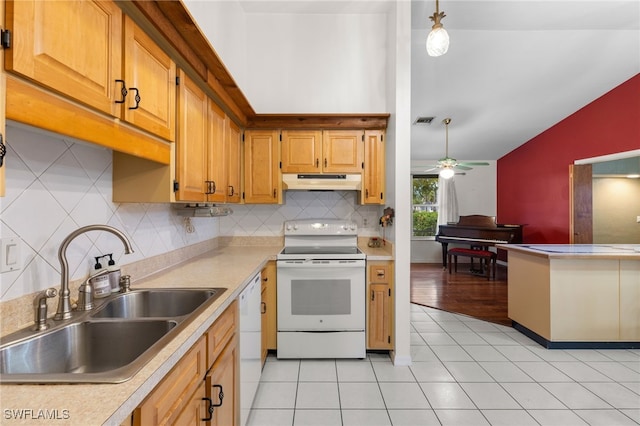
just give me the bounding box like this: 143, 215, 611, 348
239, 273, 261, 426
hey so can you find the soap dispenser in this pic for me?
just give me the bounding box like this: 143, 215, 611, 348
89, 255, 111, 298
106, 254, 122, 293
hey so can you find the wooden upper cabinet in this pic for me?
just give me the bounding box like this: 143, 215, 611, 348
4, 2, 175, 142
362, 130, 385, 204
122, 16, 176, 142
176, 70, 208, 202
226, 120, 242, 203
322, 130, 363, 173
244, 130, 281, 204
209, 102, 242, 204
5, 0, 123, 117
208, 101, 228, 203
281, 130, 322, 173
282, 130, 363, 174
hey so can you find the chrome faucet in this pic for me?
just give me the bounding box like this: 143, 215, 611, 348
54, 225, 134, 320
33, 288, 57, 331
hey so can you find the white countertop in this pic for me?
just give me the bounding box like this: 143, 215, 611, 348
498, 244, 640, 259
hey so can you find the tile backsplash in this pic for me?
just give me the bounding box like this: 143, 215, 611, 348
0, 124, 382, 301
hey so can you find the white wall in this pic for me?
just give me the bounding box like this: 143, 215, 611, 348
183, 0, 248, 90
244, 13, 387, 113
185, 1, 388, 114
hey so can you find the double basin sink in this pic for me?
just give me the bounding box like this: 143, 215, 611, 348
0, 288, 226, 384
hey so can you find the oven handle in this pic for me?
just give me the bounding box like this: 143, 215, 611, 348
277, 259, 365, 268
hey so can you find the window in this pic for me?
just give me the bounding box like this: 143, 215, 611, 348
412, 175, 439, 238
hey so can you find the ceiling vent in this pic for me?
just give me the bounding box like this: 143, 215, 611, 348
413, 116, 435, 125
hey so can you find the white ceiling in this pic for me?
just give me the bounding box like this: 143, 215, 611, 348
411, 0, 640, 166
233, 0, 639, 165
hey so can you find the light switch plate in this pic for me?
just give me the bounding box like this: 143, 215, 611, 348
1, 237, 22, 273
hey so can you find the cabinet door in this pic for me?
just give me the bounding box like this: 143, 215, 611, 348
243, 130, 281, 204
0, 1, 5, 197
176, 71, 208, 202
5, 0, 122, 116
367, 262, 393, 350
261, 284, 268, 366
322, 130, 363, 173
135, 337, 207, 425
281, 130, 322, 173
362, 130, 385, 204
173, 381, 208, 426
123, 16, 176, 141
208, 101, 228, 203
262, 261, 277, 351
226, 120, 242, 203
368, 283, 392, 349
207, 336, 239, 426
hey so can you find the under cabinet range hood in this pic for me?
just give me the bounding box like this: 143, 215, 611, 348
282, 174, 362, 191
173, 204, 233, 217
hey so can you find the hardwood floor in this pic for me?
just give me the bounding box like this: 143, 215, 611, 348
410, 262, 512, 326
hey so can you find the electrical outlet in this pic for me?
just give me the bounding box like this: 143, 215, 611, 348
1, 237, 22, 273
363, 218, 368, 227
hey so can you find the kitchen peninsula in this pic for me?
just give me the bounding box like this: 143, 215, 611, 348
499, 244, 640, 349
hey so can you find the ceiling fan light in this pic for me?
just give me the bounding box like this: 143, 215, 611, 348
439, 167, 455, 179
427, 26, 449, 57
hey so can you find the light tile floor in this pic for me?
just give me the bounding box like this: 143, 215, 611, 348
248, 304, 640, 426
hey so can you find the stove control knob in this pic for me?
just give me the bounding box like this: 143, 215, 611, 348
293, 224, 298, 231
286, 224, 293, 231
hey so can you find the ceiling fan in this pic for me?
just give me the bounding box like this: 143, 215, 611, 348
423, 117, 489, 178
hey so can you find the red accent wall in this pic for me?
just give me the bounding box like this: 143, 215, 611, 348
497, 74, 640, 244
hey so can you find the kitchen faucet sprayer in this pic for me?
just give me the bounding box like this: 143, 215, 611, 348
54, 225, 134, 320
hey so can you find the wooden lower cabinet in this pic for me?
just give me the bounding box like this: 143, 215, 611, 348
366, 261, 394, 350
133, 301, 238, 426
133, 337, 207, 425
261, 261, 277, 361
173, 381, 208, 426
206, 336, 238, 426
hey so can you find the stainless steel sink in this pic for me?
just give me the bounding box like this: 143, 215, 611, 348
0, 287, 226, 383
91, 288, 222, 319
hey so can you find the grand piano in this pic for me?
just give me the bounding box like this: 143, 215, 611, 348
435, 215, 523, 267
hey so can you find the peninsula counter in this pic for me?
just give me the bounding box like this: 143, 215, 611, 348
497, 244, 640, 349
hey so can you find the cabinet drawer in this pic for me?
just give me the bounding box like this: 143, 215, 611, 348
135, 336, 207, 426
206, 301, 237, 366
369, 264, 389, 283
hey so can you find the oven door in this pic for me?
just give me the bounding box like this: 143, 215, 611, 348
277, 259, 365, 331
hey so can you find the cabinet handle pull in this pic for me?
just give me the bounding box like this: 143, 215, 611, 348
316, 158, 319, 168
212, 384, 224, 407
0, 133, 5, 168
371, 291, 375, 301
211, 180, 216, 194
228, 185, 234, 196
273, 189, 276, 198
365, 189, 369, 198
115, 79, 127, 104
324, 158, 327, 168
261, 301, 266, 314
201, 397, 214, 421
128, 87, 141, 110
263, 276, 268, 282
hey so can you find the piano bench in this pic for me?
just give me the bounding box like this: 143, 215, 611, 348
447, 248, 497, 280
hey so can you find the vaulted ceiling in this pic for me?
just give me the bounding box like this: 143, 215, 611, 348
410, 0, 640, 166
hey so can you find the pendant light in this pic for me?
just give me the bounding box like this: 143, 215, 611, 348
426, 0, 449, 57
